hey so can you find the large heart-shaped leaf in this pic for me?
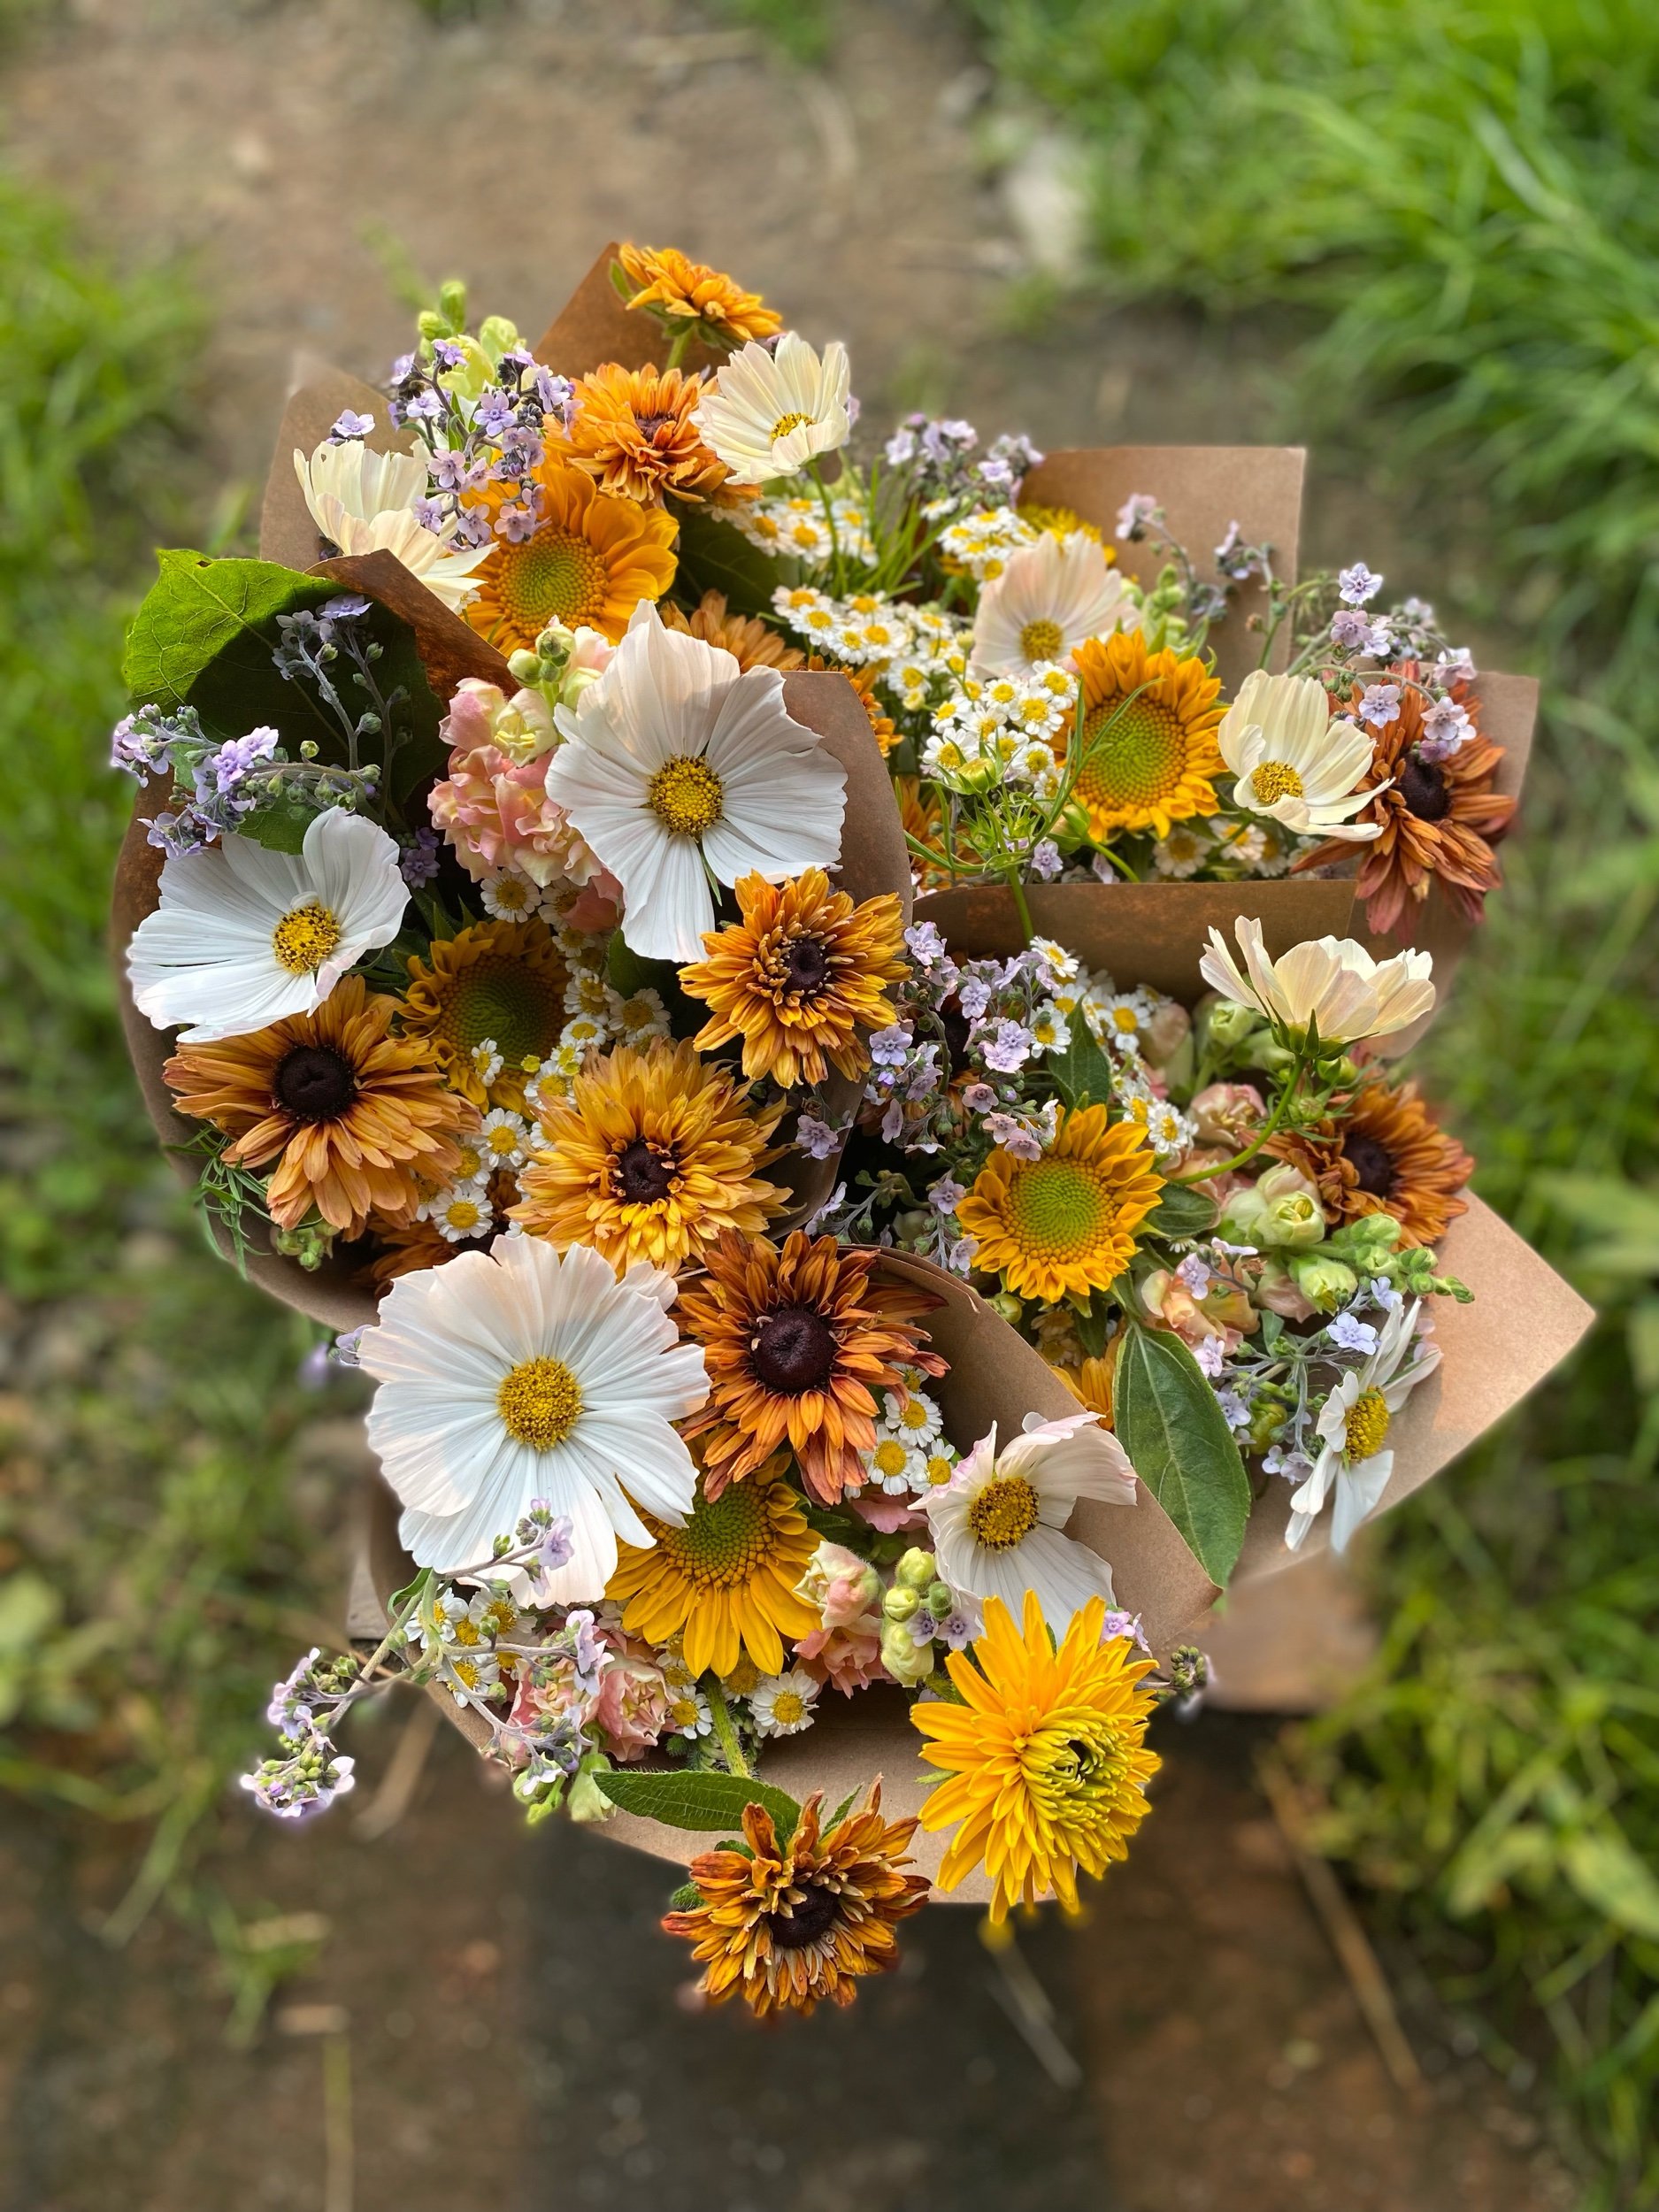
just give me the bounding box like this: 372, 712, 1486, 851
124, 550, 335, 720
1113, 1318, 1250, 1586
595, 1766, 803, 1843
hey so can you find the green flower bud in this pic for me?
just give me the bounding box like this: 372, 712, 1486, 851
1217, 1187, 1271, 1244
507, 648, 544, 684
566, 1754, 615, 1824
1252, 1037, 1299, 1074
1290, 1254, 1359, 1311
436, 278, 468, 329
1202, 999, 1264, 1054
1248, 1398, 1287, 1453
989, 1292, 1026, 1328
883, 1585, 921, 1623
1256, 1163, 1327, 1251
926, 1581, 954, 1617
895, 1547, 936, 1591
477, 313, 523, 367
880, 1619, 935, 1687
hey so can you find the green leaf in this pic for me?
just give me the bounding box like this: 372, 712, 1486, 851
594, 1766, 803, 1842
1146, 1183, 1221, 1239
666, 1882, 703, 1912
1048, 1024, 1118, 1110
672, 505, 783, 618
1562, 1828, 1659, 1940
386, 1567, 433, 1618
1113, 1319, 1250, 1586
123, 550, 334, 713
236, 795, 319, 855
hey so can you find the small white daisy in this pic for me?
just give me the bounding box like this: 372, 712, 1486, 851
663, 1686, 713, 1739
420, 1187, 495, 1243
749, 1669, 821, 1740
864, 1432, 927, 1496
478, 1109, 529, 1171
886, 1390, 943, 1449
480, 868, 543, 921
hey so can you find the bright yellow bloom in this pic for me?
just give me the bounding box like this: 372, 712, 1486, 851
463, 451, 677, 652
913, 1591, 1161, 1922
400, 918, 569, 1111
615, 242, 782, 348
956, 1104, 1164, 1305
1067, 631, 1225, 841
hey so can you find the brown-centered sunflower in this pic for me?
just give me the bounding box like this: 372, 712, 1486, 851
557, 362, 729, 506
804, 652, 898, 757
463, 451, 678, 653
663, 588, 804, 672
664, 1785, 929, 2019
676, 1230, 946, 1503
678, 870, 908, 1090
1065, 631, 1225, 842
605, 1454, 818, 1678
400, 918, 569, 1112
511, 1039, 787, 1272
1296, 667, 1517, 938
956, 1104, 1164, 1306
616, 242, 782, 349
1269, 1068, 1474, 1247
163, 975, 478, 1239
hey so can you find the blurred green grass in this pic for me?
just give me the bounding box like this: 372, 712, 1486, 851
963, 0, 1659, 2195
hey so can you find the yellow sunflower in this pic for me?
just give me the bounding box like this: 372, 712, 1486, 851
605, 1457, 819, 1678
913, 1591, 1161, 1922
1067, 631, 1225, 841
956, 1103, 1164, 1306
463, 451, 678, 652
400, 918, 569, 1111
1054, 1343, 1120, 1425
679, 871, 908, 1089
511, 1039, 787, 1272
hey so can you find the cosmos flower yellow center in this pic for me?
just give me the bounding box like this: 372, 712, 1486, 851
659, 1482, 775, 1591
1250, 760, 1305, 803
649, 755, 726, 836
966, 1473, 1041, 1551
495, 526, 610, 632
770, 410, 815, 442
496, 1355, 585, 1449
1004, 1156, 1116, 1264
1076, 700, 1188, 810
1344, 1386, 1390, 1462
1018, 617, 1065, 663
271, 900, 342, 975
431, 955, 565, 1066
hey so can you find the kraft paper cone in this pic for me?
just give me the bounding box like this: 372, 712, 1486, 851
360, 1250, 1217, 1897
1019, 445, 1305, 689
258, 365, 416, 573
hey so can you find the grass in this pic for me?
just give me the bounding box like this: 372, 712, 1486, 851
958, 0, 1659, 2196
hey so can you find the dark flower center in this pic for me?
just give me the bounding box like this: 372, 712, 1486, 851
781, 933, 831, 997
614, 1139, 675, 1205
273, 1044, 357, 1124
634, 411, 678, 439
1345, 1133, 1396, 1197
1399, 755, 1451, 822
767, 1881, 844, 1951
750, 1304, 839, 1394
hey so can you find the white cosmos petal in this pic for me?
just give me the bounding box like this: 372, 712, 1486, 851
1331, 1451, 1394, 1553
972, 533, 1136, 673
1200, 915, 1436, 1045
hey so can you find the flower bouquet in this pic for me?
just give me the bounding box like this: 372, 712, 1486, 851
109, 242, 1589, 2018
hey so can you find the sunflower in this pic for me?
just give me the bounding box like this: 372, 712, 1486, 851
1269, 1069, 1473, 1247
894, 774, 952, 887
1297, 669, 1517, 938
913, 1591, 1160, 1922
956, 1105, 1164, 1306
664, 589, 803, 672
400, 918, 569, 1111
605, 1456, 818, 1678
511, 1039, 787, 1272
557, 363, 729, 506
1065, 631, 1225, 842
677, 1231, 946, 1503
163, 975, 479, 1240
463, 452, 678, 653
1054, 1343, 1119, 1425
664, 1785, 929, 2019
805, 652, 898, 756
616, 242, 781, 349
679, 871, 908, 1089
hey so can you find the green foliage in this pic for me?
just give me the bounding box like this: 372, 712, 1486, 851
1113, 1318, 1250, 1583
595, 1766, 803, 1842
122, 550, 333, 716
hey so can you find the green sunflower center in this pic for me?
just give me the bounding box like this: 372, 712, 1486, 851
1250, 760, 1304, 803
434, 955, 565, 1065
497, 1356, 584, 1450
1005, 1156, 1115, 1264
966, 1473, 1041, 1552
1077, 698, 1188, 811
660, 1482, 777, 1591
649, 755, 725, 836
496, 526, 609, 631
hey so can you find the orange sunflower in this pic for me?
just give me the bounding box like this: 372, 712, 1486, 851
463, 451, 677, 652
163, 976, 478, 1239
805, 652, 898, 757
511, 1039, 787, 1272
557, 362, 729, 505
1269, 1069, 1474, 1247
664, 1785, 929, 2019
956, 1104, 1164, 1306
679, 871, 909, 1089
1297, 667, 1517, 938
400, 918, 569, 1111
664, 588, 804, 672
1065, 631, 1225, 841
616, 242, 781, 349
677, 1231, 946, 1502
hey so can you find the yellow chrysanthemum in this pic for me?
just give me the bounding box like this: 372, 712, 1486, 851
956, 1104, 1164, 1306
400, 918, 569, 1111
605, 1459, 819, 1678
616, 242, 782, 348
511, 1039, 787, 1272
913, 1591, 1161, 1922
1067, 631, 1225, 841
463, 451, 678, 652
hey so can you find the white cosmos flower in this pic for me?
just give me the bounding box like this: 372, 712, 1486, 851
294, 436, 490, 611
689, 332, 852, 488
1199, 915, 1435, 1045
971, 531, 1139, 674
926, 1409, 1137, 1634
361, 1237, 708, 1603
1218, 671, 1383, 841
127, 808, 408, 1043
543, 602, 847, 962
1287, 1300, 1440, 1552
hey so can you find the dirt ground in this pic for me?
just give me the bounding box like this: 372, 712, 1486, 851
0, 2, 1577, 2207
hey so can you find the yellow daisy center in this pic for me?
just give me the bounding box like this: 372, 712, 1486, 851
442, 1196, 485, 1233
1077, 699, 1188, 811
772, 1689, 808, 1726
430, 955, 566, 1067
1344, 1386, 1390, 1462
896, 1398, 932, 1432
870, 1437, 911, 1481
1018, 617, 1065, 663
966, 1473, 1041, 1552
1250, 760, 1304, 803
649, 755, 725, 836
495, 526, 610, 632
271, 900, 342, 975
926, 1455, 954, 1486
496, 1355, 585, 1450
485, 1125, 519, 1156
659, 1482, 776, 1591
770, 410, 816, 442
1004, 1156, 1117, 1267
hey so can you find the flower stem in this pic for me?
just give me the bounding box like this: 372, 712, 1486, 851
1172, 1060, 1307, 1184
1003, 864, 1037, 947
705, 1682, 751, 1779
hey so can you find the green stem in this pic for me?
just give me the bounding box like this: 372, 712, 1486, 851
705, 1682, 751, 1779
1172, 1057, 1307, 1184
1003, 864, 1037, 947
664, 324, 692, 371
809, 458, 845, 595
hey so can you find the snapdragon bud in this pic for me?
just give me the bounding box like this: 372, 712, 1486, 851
926, 1581, 954, 1617
1291, 1254, 1359, 1310
989, 1292, 1026, 1327
1202, 999, 1263, 1054
895, 1548, 937, 1591
883, 1585, 921, 1623
880, 1620, 936, 1687
507, 648, 544, 685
